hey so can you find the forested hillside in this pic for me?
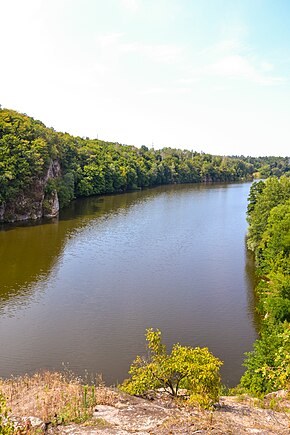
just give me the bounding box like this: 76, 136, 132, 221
241, 176, 290, 394
0, 107, 289, 222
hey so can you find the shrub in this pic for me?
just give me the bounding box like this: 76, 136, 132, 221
240, 323, 290, 394
120, 328, 223, 409
0, 393, 14, 434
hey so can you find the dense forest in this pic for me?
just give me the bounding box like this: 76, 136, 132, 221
240, 176, 290, 394
0, 108, 289, 222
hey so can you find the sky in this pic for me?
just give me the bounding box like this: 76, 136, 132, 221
1, 0, 290, 156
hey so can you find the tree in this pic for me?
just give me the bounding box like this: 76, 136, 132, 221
1, 107, 288, 220
241, 177, 290, 395
120, 328, 223, 408
241, 323, 290, 394
247, 176, 290, 251
247, 180, 265, 217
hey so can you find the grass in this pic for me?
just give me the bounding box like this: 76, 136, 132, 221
0, 370, 117, 430
1, 370, 289, 434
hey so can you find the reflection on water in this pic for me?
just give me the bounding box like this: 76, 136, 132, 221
245, 246, 261, 330
0, 183, 258, 386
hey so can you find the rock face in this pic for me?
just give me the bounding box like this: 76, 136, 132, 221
0, 160, 61, 223
0, 203, 5, 221
43, 190, 60, 219
46, 392, 290, 434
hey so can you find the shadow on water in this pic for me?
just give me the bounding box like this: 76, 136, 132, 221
0, 182, 215, 308
245, 244, 261, 333
0, 219, 62, 307
0, 193, 141, 310
0, 184, 193, 309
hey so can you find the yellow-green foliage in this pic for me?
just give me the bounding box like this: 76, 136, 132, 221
120, 328, 222, 409
0, 393, 14, 434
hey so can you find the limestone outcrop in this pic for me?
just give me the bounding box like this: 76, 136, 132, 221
0, 160, 61, 223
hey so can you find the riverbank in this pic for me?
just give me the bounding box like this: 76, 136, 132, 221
1, 371, 289, 434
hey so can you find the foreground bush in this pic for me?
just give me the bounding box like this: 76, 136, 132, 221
120, 328, 223, 409
0, 393, 14, 434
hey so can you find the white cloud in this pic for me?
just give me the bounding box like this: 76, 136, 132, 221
95, 32, 124, 49
120, 41, 183, 63
180, 39, 285, 87
140, 86, 190, 95
94, 32, 182, 64
120, 0, 139, 12
211, 55, 254, 78
260, 62, 274, 72
200, 39, 246, 57
1, 2, 289, 157
210, 55, 284, 86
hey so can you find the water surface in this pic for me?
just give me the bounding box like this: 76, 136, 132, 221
0, 182, 257, 386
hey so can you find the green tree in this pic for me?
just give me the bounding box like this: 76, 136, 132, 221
247, 180, 265, 217
241, 323, 290, 394
241, 177, 290, 395
247, 176, 290, 251
120, 328, 222, 408
257, 199, 290, 273
1, 107, 289, 219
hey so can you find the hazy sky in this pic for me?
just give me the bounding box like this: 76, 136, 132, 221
1, 0, 290, 156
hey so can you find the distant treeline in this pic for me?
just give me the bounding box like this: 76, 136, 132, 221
0, 108, 289, 209
240, 176, 290, 394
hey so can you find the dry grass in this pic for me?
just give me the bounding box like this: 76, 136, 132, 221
1, 372, 289, 434
0, 370, 117, 428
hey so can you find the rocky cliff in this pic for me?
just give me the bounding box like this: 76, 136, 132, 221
0, 160, 61, 223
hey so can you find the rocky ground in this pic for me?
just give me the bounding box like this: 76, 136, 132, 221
1, 372, 289, 434
11, 389, 290, 434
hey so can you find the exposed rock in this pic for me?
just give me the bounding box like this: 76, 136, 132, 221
2, 376, 289, 435
265, 389, 288, 399
43, 189, 60, 218
0, 159, 61, 223
47, 393, 290, 434
12, 415, 46, 433
45, 160, 61, 182
92, 399, 176, 432
0, 203, 4, 221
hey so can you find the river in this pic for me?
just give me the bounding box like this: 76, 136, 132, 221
0, 182, 258, 386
